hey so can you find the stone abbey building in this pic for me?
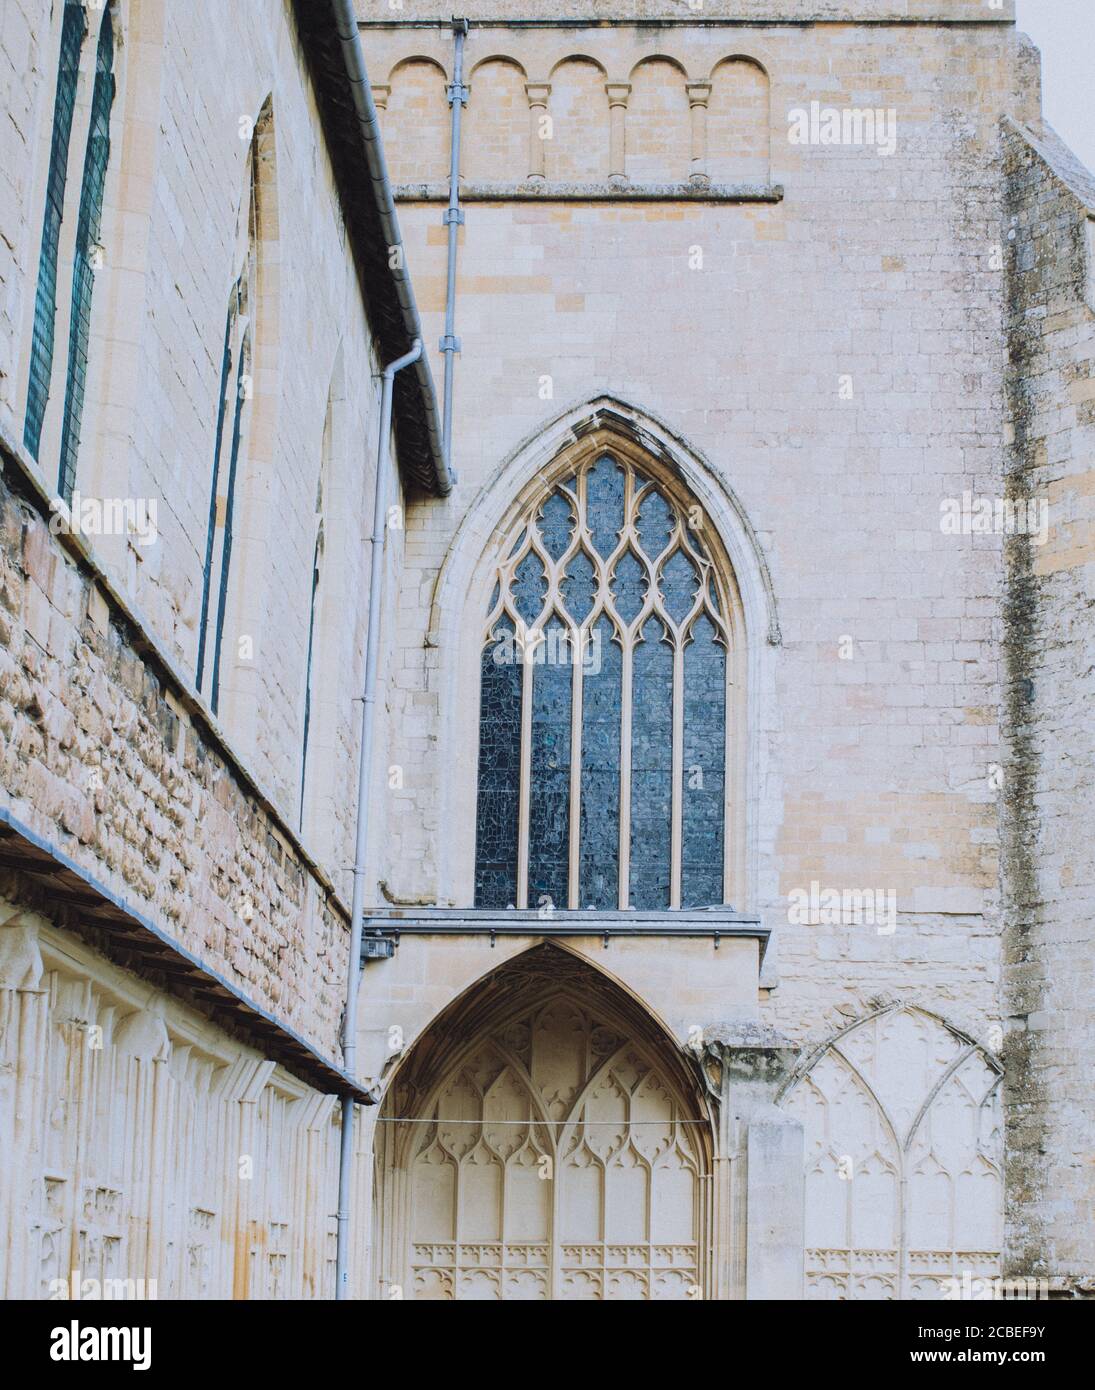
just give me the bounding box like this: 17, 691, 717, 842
0, 0, 1091, 1301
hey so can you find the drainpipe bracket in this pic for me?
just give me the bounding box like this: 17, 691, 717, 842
447, 82, 469, 107
443, 207, 465, 227
439, 334, 462, 354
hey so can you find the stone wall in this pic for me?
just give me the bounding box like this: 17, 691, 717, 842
1, 0, 397, 894
1002, 118, 1095, 1293
0, 899, 370, 1300
370, 14, 1024, 1049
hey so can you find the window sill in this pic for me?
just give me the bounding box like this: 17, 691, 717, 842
363, 906, 769, 961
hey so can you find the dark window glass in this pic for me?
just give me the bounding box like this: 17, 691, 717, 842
629, 619, 673, 909
475, 615, 523, 907
58, 8, 115, 501
196, 299, 235, 690
579, 616, 620, 909
682, 616, 726, 908
527, 615, 572, 910
24, 0, 86, 461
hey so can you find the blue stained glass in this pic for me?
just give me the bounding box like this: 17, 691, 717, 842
637, 488, 675, 559
579, 617, 620, 908
475, 615, 523, 908
585, 456, 625, 555
629, 621, 673, 908
612, 550, 646, 625
682, 617, 725, 908
513, 550, 547, 626
538, 491, 574, 562
660, 550, 699, 625
561, 549, 595, 625
527, 617, 571, 910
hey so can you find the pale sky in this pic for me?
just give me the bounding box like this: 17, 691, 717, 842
1014, 0, 1095, 172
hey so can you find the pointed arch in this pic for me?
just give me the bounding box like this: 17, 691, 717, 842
428, 397, 778, 912
373, 942, 714, 1301
779, 1002, 1004, 1300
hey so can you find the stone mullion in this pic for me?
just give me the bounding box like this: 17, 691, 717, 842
617, 638, 634, 909
517, 647, 534, 909
723, 635, 736, 908
670, 637, 685, 909
568, 627, 583, 910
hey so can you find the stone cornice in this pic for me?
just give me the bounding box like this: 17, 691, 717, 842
356, 1, 1015, 27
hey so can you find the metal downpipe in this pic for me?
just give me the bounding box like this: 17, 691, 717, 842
441, 20, 469, 473
335, 338, 423, 1300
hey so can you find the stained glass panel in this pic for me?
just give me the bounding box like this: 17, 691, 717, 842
579, 617, 620, 908
629, 620, 673, 909
660, 550, 699, 626
528, 616, 572, 910
585, 456, 625, 556
538, 491, 574, 563
682, 617, 725, 908
475, 615, 523, 907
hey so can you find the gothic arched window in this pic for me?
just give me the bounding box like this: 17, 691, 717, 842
475, 453, 733, 912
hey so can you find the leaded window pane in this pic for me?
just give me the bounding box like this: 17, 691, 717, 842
527, 615, 572, 910
579, 616, 621, 910
475, 615, 523, 907
629, 620, 673, 909
682, 616, 726, 909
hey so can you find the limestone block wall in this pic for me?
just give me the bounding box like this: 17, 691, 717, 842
1002, 119, 1095, 1291
365, 2, 1014, 21
368, 13, 1023, 1052
2, 0, 392, 887
0, 901, 371, 1300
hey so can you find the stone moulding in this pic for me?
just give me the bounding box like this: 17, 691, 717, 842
394, 180, 784, 202
356, 2, 1015, 27
362, 905, 771, 959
